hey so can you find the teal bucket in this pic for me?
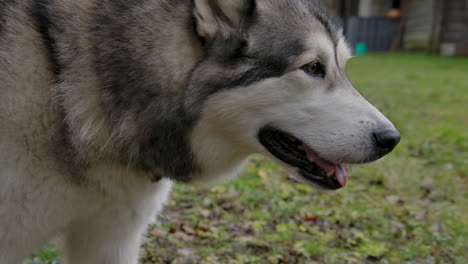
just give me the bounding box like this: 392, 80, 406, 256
355, 42, 368, 55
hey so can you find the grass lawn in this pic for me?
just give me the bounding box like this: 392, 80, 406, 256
29, 54, 467, 264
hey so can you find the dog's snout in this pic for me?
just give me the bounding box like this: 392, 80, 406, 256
373, 129, 401, 154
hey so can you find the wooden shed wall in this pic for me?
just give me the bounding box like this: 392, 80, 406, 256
403, 0, 440, 52
441, 0, 468, 56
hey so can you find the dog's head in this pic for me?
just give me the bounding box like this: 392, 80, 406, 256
186, 0, 400, 189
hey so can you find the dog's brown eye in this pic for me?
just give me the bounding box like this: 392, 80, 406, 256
302, 61, 325, 77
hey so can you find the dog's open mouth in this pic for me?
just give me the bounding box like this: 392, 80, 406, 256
258, 127, 349, 190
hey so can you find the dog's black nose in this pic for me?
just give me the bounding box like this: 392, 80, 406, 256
373, 129, 401, 153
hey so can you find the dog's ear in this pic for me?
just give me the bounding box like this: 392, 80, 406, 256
193, 0, 256, 40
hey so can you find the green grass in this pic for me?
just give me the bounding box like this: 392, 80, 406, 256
30, 54, 468, 264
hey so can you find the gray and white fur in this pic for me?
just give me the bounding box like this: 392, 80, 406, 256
0, 0, 400, 263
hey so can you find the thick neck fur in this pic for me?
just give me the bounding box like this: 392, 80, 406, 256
39, 0, 205, 180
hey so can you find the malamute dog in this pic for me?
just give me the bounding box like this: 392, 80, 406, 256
0, 0, 400, 263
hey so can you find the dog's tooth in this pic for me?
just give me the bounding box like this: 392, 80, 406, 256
327, 169, 335, 177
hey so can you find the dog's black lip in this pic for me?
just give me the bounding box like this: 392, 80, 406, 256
257, 127, 343, 190
299, 169, 342, 190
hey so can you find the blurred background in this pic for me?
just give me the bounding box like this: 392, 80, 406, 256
323, 0, 468, 56
29, 1, 467, 264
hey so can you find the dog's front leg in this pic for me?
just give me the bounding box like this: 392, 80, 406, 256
61, 215, 149, 264
61, 186, 172, 264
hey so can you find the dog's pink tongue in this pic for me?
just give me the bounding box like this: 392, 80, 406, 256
335, 165, 348, 187
305, 148, 348, 187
